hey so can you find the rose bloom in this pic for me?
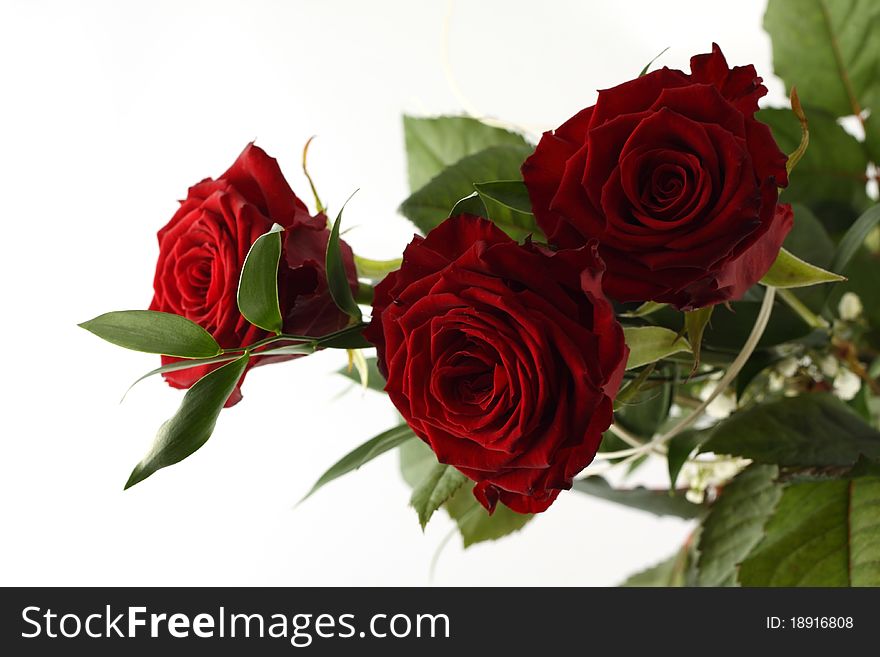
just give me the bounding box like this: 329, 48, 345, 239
365, 215, 628, 513
150, 143, 356, 406
522, 44, 792, 310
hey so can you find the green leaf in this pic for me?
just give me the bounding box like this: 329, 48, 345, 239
472, 180, 533, 215
757, 107, 869, 212
760, 247, 845, 288
338, 355, 385, 392
638, 47, 670, 77
124, 353, 249, 489
830, 205, 880, 276
650, 296, 813, 354
623, 326, 691, 370
353, 255, 401, 282
403, 116, 529, 192
696, 465, 782, 586
79, 310, 221, 358
684, 306, 714, 371
410, 462, 468, 529
620, 549, 690, 587
399, 144, 533, 237
621, 301, 667, 318
399, 437, 438, 488
123, 353, 239, 400
400, 439, 532, 545
615, 366, 674, 439
301, 423, 416, 502
764, 0, 880, 119
449, 192, 488, 218
739, 472, 880, 586
571, 476, 705, 519
444, 486, 533, 548
700, 393, 880, 466
318, 326, 371, 350
473, 180, 541, 240
667, 428, 709, 488
237, 223, 284, 334
326, 202, 361, 322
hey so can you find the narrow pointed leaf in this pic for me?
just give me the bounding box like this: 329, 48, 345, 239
571, 476, 705, 519
123, 353, 239, 401
830, 205, 880, 276
684, 305, 714, 372
623, 326, 691, 370
760, 247, 844, 288
621, 301, 667, 318
638, 47, 670, 77
326, 201, 361, 322
338, 356, 385, 392
237, 223, 284, 333
353, 254, 401, 282
124, 353, 249, 489
79, 310, 221, 358
301, 424, 416, 502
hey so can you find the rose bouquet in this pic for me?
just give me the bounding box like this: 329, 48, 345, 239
81, 1, 880, 587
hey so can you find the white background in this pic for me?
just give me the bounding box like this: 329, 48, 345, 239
0, 0, 784, 586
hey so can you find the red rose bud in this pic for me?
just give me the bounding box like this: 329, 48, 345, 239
522, 43, 793, 310
150, 143, 357, 406
364, 215, 628, 513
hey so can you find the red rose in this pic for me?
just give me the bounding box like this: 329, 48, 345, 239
150, 143, 356, 406
522, 44, 793, 310
364, 215, 628, 513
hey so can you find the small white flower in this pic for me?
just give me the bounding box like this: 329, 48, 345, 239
838, 292, 863, 321
685, 488, 705, 504
819, 354, 840, 379
833, 368, 861, 401
706, 393, 737, 419
777, 356, 799, 378
768, 371, 785, 392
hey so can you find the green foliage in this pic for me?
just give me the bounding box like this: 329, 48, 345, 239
684, 306, 714, 370
399, 144, 533, 237
410, 462, 469, 529
758, 107, 870, 213
760, 247, 845, 288
623, 326, 691, 370
337, 356, 385, 392
302, 424, 416, 502
400, 438, 532, 543
764, 0, 880, 119
696, 465, 782, 586
700, 394, 880, 467
124, 354, 249, 489
445, 486, 533, 548
79, 310, 221, 358
615, 366, 675, 439
667, 429, 709, 488
237, 224, 284, 334
739, 470, 880, 586
571, 476, 706, 519
326, 202, 362, 322
402, 116, 529, 192
620, 545, 693, 587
